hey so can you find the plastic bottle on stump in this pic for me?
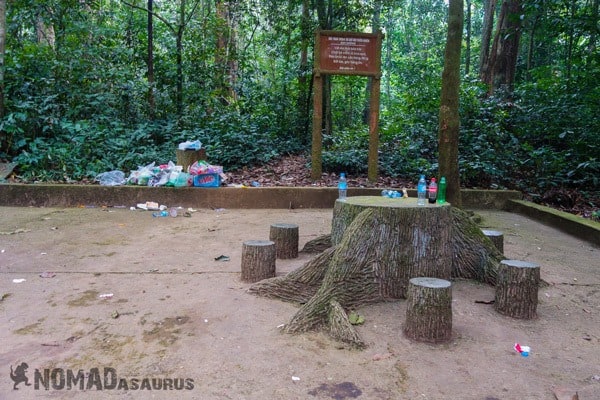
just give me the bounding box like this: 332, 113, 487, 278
428, 177, 438, 204
437, 177, 447, 204
338, 173, 347, 201
417, 175, 426, 206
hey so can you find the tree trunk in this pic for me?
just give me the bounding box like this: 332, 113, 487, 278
465, 0, 472, 75
479, 0, 497, 80
438, 0, 463, 208
250, 197, 503, 348
147, 0, 155, 120
296, 0, 311, 142
485, 0, 523, 94
0, 0, 5, 121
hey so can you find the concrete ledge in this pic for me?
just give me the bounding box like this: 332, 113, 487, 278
507, 199, 600, 247
0, 184, 521, 210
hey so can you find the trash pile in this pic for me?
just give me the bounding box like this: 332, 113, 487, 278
95, 141, 225, 187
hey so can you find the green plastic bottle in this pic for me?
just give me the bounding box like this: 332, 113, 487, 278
437, 176, 447, 204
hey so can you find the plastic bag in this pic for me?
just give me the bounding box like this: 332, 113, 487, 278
178, 140, 202, 151
96, 170, 126, 186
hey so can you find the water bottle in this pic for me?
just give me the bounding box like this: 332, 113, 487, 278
417, 175, 426, 206
437, 176, 447, 204
338, 173, 347, 201
428, 177, 438, 204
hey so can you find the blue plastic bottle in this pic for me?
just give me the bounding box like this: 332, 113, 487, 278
338, 173, 347, 201
417, 175, 426, 206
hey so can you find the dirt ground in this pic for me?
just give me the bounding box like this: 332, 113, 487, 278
0, 204, 598, 400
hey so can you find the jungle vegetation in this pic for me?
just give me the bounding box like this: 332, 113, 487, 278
0, 0, 598, 208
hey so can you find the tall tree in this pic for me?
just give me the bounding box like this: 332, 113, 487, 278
147, 0, 155, 119
483, 0, 523, 94
438, 0, 464, 208
215, 0, 238, 103
0, 0, 5, 120
479, 0, 497, 81
465, 0, 472, 75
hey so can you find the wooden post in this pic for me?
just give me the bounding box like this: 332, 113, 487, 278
176, 148, 206, 173
241, 240, 276, 283
269, 223, 299, 259
404, 277, 453, 343
482, 229, 504, 254
494, 260, 540, 319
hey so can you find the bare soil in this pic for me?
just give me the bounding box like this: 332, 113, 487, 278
0, 205, 599, 399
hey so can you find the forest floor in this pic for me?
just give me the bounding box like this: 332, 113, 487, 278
225, 154, 600, 221
1, 205, 598, 399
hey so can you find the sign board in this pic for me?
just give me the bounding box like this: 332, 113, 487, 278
312, 30, 383, 181
318, 33, 379, 76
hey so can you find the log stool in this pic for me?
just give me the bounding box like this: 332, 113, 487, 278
482, 229, 504, 254
269, 223, 299, 259
494, 260, 540, 319
241, 240, 276, 283
404, 277, 453, 343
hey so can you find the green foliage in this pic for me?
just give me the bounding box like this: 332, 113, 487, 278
0, 0, 596, 213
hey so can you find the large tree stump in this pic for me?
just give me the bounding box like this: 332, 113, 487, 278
241, 240, 276, 283
269, 223, 299, 259
250, 196, 504, 348
404, 277, 453, 343
482, 229, 504, 254
176, 148, 207, 173
494, 260, 540, 319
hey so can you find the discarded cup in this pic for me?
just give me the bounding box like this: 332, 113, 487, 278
514, 343, 531, 357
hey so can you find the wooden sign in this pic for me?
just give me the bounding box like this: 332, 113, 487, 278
312, 30, 383, 181
318, 32, 379, 76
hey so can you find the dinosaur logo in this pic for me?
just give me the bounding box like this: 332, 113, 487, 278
10, 362, 32, 390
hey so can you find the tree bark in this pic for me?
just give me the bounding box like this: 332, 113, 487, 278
269, 223, 299, 259
438, 0, 463, 208
404, 277, 453, 343
485, 0, 523, 94
494, 260, 540, 319
0, 0, 5, 121
479, 0, 497, 80
241, 240, 276, 283
147, 0, 155, 119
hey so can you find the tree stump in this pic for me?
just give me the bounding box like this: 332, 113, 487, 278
176, 148, 207, 173
482, 229, 504, 254
494, 260, 540, 319
249, 197, 503, 348
241, 240, 276, 283
269, 223, 299, 259
330, 197, 454, 298
404, 277, 453, 343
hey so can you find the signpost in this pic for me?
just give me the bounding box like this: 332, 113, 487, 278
311, 30, 383, 181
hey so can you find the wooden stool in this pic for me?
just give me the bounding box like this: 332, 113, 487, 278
269, 223, 299, 259
494, 260, 540, 319
241, 240, 276, 283
482, 229, 504, 254
404, 277, 452, 343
